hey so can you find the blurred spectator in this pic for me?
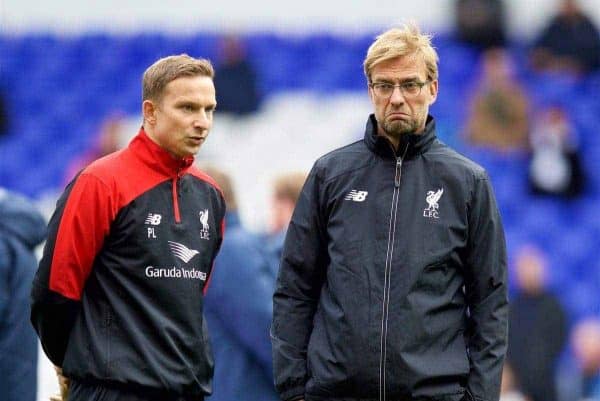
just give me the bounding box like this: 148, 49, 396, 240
265, 171, 307, 267
530, 0, 600, 75
201, 166, 279, 401
501, 363, 530, 401
454, 0, 507, 50
571, 318, 600, 400
214, 35, 261, 115
508, 245, 567, 401
63, 112, 127, 184
528, 105, 584, 198
0, 188, 46, 401
464, 48, 529, 151
267, 172, 307, 236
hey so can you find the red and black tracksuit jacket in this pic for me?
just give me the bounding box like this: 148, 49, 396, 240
31, 129, 226, 397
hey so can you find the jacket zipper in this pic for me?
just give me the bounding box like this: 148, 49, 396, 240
172, 169, 183, 223
380, 143, 409, 401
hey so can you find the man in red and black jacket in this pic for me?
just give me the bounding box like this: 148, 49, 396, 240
31, 54, 225, 401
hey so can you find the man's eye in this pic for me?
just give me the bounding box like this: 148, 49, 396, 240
377, 83, 393, 90
403, 82, 419, 90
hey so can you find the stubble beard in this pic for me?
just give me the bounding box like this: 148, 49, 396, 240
381, 117, 421, 140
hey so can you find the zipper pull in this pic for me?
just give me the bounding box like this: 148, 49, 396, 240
394, 157, 402, 188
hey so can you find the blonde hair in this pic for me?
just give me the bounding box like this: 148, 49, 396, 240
363, 24, 439, 83
142, 54, 214, 102
273, 172, 307, 204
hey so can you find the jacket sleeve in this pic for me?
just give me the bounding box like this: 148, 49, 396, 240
30, 173, 116, 366
464, 173, 508, 401
271, 167, 328, 401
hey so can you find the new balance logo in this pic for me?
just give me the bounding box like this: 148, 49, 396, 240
145, 214, 162, 225
345, 190, 368, 202
168, 241, 200, 263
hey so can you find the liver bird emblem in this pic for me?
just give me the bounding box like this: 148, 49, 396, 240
199, 209, 210, 231
425, 188, 444, 212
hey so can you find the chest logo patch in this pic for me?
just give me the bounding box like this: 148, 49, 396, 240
199, 209, 210, 240
345, 190, 368, 202
423, 188, 444, 219
145, 213, 162, 225
169, 241, 200, 263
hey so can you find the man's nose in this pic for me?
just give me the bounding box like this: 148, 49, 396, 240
193, 111, 211, 129
389, 86, 406, 105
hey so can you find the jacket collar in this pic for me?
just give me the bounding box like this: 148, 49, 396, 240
363, 114, 437, 159
129, 127, 194, 176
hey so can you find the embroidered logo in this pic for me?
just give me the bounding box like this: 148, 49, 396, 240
199, 209, 210, 240
423, 188, 444, 219
168, 241, 200, 263
145, 213, 162, 225
345, 190, 368, 202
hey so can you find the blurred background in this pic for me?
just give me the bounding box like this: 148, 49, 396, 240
1, 0, 600, 400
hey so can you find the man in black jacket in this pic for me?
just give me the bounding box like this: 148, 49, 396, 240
272, 24, 508, 401
31, 54, 225, 401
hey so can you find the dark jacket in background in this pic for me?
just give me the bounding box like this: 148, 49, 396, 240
455, 0, 506, 50
508, 292, 567, 401
534, 13, 600, 72
214, 60, 261, 115
272, 115, 508, 401
0, 188, 46, 401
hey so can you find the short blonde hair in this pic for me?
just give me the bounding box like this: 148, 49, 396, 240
363, 24, 439, 83
273, 172, 307, 204
142, 54, 214, 102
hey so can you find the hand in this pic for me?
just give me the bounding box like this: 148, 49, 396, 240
53, 366, 70, 401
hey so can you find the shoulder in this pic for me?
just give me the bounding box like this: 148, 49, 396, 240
187, 166, 224, 194
78, 149, 128, 186
427, 140, 488, 181
312, 140, 372, 183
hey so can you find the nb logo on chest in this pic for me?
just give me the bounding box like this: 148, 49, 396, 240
345, 190, 368, 202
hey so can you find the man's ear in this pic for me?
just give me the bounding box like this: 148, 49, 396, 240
367, 83, 375, 104
428, 79, 439, 105
142, 100, 157, 125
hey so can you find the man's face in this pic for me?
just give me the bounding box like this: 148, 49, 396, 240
144, 75, 216, 159
369, 55, 438, 144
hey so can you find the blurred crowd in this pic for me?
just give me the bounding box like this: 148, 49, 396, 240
1, 1, 600, 401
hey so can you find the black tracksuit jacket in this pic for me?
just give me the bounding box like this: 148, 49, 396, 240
30, 129, 226, 397
272, 115, 508, 401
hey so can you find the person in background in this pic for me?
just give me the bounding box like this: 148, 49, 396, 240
464, 48, 529, 151
572, 318, 600, 400
201, 165, 279, 401
530, 0, 600, 75
454, 0, 507, 50
265, 171, 307, 265
30, 54, 225, 401
508, 245, 567, 401
528, 105, 584, 198
0, 188, 46, 401
273, 24, 508, 401
214, 35, 261, 115
63, 112, 126, 184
